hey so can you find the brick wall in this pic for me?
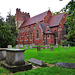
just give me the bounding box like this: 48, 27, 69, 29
15, 8, 30, 30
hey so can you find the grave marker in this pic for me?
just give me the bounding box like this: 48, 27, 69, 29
29, 44, 32, 49
28, 58, 44, 66
32, 43, 35, 46
1, 49, 32, 72
45, 45, 47, 49
16, 45, 19, 49
18, 44, 23, 48
37, 45, 41, 51
8, 45, 12, 49
56, 62, 75, 69
56, 44, 58, 48
61, 45, 63, 48
64, 46, 66, 49
68, 44, 70, 48
47, 45, 50, 49
53, 46, 55, 48
50, 47, 54, 51
25, 45, 28, 50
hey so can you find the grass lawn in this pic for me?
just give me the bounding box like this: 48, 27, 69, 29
0, 45, 75, 75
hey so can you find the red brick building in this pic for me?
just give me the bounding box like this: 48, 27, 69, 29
15, 8, 67, 45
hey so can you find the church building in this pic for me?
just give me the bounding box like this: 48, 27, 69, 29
15, 8, 67, 45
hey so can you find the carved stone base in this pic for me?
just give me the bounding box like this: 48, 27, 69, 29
1, 61, 32, 73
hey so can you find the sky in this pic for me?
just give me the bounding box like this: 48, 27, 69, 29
0, 0, 71, 19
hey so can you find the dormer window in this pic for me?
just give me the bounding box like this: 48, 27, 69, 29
47, 30, 49, 32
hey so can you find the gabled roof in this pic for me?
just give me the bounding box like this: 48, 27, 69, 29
49, 13, 64, 27
20, 11, 48, 28
38, 22, 53, 34
39, 22, 49, 32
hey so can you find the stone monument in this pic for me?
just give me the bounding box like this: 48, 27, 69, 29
61, 45, 63, 48
25, 45, 28, 50
56, 62, 75, 69
47, 45, 50, 49
1, 49, 32, 72
0, 48, 6, 60
32, 43, 35, 47
45, 45, 47, 49
18, 44, 23, 48
16, 45, 19, 49
29, 44, 32, 49
64, 46, 66, 49
56, 44, 58, 48
50, 47, 54, 51
68, 44, 70, 48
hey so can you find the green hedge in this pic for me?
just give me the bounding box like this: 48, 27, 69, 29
61, 40, 75, 46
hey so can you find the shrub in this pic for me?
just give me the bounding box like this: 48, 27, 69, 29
61, 40, 75, 46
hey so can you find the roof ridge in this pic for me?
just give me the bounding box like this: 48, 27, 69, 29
30, 11, 48, 18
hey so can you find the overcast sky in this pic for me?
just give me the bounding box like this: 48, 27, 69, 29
0, 0, 71, 19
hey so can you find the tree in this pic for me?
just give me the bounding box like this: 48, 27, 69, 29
6, 12, 18, 37
66, 10, 75, 42
0, 17, 16, 48
60, 0, 75, 14
0, 11, 18, 48
60, 0, 75, 45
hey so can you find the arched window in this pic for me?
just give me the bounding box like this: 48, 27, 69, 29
47, 35, 49, 38
54, 30, 58, 37
30, 33, 32, 40
25, 34, 27, 41
36, 30, 39, 38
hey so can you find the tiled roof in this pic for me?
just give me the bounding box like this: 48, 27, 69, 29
39, 22, 53, 34
20, 11, 48, 28
49, 13, 64, 27
39, 22, 49, 32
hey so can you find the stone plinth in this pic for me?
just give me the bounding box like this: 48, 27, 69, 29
6, 49, 25, 66
1, 61, 32, 73
1, 49, 32, 72
0, 48, 7, 60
